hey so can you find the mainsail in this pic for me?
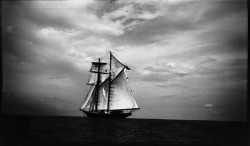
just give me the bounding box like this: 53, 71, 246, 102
109, 68, 139, 110
80, 52, 139, 115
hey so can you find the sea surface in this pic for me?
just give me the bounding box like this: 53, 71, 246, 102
1, 115, 248, 145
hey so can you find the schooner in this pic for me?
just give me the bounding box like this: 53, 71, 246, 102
80, 52, 140, 118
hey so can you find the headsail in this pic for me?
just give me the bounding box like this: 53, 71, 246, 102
80, 85, 95, 111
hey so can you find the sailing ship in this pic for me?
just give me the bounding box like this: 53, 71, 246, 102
80, 52, 140, 118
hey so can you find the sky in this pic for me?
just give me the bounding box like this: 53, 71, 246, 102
2, 0, 247, 121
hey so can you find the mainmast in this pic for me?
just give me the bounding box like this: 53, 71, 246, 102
94, 58, 101, 112
107, 51, 112, 112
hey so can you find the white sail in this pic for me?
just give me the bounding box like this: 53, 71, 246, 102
97, 78, 110, 110
124, 68, 139, 109
110, 55, 128, 79
109, 68, 139, 110
90, 62, 108, 74
87, 73, 97, 85
80, 85, 95, 110
88, 61, 108, 85
88, 73, 108, 85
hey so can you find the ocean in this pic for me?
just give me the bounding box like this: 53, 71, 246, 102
1, 115, 248, 145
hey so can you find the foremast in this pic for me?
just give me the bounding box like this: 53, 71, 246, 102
94, 58, 101, 112
87, 58, 107, 112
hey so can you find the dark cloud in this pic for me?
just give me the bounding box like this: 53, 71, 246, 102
144, 66, 191, 76
2, 1, 90, 96
216, 59, 247, 82
196, 67, 224, 76
131, 65, 192, 83
195, 58, 247, 82
109, 15, 196, 47
197, 57, 217, 65
224, 32, 248, 52
104, 1, 203, 47
226, 58, 247, 67
166, 30, 247, 61
130, 71, 191, 84
130, 72, 168, 82
2, 93, 81, 116
144, 66, 167, 73
2, 37, 41, 65
107, 1, 247, 49
207, 91, 247, 121
197, 1, 247, 24
2, 1, 83, 30
197, 30, 247, 55
156, 84, 189, 89
158, 95, 175, 99
3, 56, 89, 94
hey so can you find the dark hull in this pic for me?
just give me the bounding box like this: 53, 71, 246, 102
83, 111, 132, 118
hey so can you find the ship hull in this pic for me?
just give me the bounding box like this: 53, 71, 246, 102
83, 111, 132, 118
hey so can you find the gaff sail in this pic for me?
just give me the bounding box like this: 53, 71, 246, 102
109, 68, 139, 110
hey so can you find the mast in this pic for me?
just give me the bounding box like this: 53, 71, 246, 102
95, 58, 101, 112
107, 51, 112, 112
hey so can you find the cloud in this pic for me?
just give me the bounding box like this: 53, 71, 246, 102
106, 0, 246, 58
142, 62, 194, 79
3, 93, 80, 116
11, 0, 125, 36
102, 0, 203, 46
197, 57, 217, 65
197, 1, 247, 24
101, 1, 165, 36
204, 104, 213, 108
159, 95, 174, 98
156, 84, 189, 89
